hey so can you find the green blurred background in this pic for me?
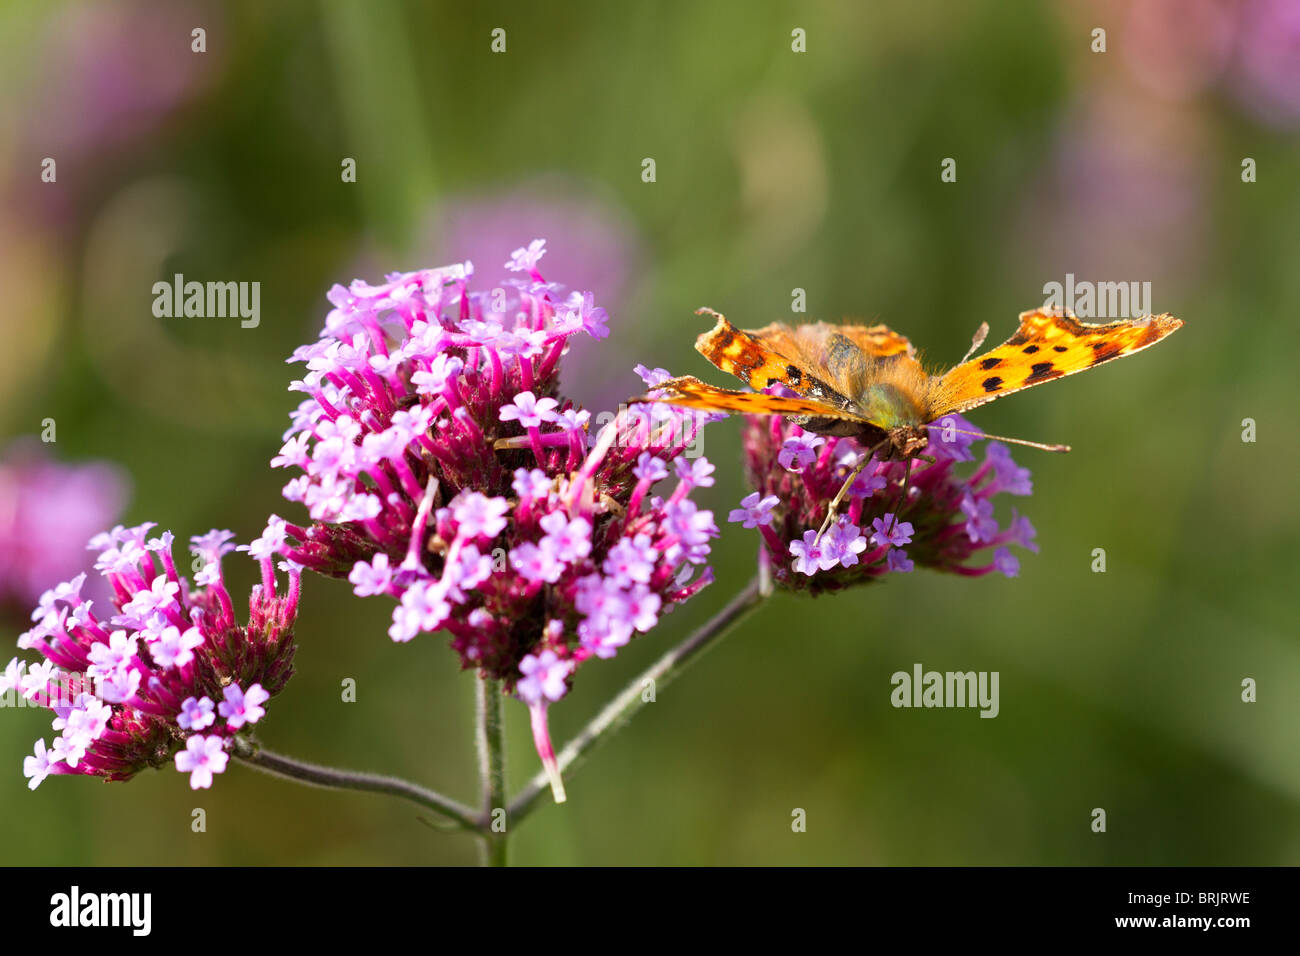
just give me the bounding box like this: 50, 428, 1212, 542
1, 0, 1297, 865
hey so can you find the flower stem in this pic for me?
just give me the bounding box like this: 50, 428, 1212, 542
231, 737, 480, 832
507, 575, 766, 824
476, 676, 508, 866
230, 576, 768, 854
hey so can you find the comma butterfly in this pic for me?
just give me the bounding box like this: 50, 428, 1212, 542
640, 307, 1183, 538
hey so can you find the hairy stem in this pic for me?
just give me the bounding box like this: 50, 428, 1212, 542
230, 575, 767, 855
476, 676, 508, 866
507, 575, 765, 824
232, 738, 480, 832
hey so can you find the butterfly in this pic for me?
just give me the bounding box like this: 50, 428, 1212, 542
638, 307, 1183, 537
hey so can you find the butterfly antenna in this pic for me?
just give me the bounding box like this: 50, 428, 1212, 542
934, 426, 1070, 453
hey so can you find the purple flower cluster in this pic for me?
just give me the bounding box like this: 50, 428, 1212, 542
730, 414, 1038, 594
267, 243, 718, 793
6, 523, 299, 790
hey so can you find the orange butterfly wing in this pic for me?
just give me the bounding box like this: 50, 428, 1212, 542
810, 322, 916, 360
744, 321, 916, 368
927, 309, 1183, 417
634, 375, 868, 422
692, 310, 857, 413
746, 321, 920, 399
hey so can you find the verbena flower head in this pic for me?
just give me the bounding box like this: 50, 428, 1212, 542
269, 241, 717, 798
7, 523, 299, 791
732, 413, 1038, 594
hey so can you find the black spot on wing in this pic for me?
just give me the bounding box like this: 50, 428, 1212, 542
1026, 362, 1060, 383
982, 376, 1003, 392
1022, 345, 1040, 354
785, 364, 802, 385
1090, 342, 1123, 364
1053, 345, 1068, 352
979, 357, 1001, 370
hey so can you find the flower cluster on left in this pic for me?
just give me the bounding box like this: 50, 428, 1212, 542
261, 241, 719, 796
5, 522, 300, 790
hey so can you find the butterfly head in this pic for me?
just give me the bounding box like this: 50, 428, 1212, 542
835, 420, 929, 463
881, 424, 929, 462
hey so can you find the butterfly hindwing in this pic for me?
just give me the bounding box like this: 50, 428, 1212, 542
927, 309, 1184, 417
746, 321, 920, 400
813, 322, 916, 360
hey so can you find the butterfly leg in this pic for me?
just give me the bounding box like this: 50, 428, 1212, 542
814, 435, 891, 544
814, 455, 870, 545
887, 458, 915, 536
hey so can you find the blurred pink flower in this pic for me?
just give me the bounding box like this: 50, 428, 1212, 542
423, 180, 643, 411
1113, 0, 1300, 128
1230, 0, 1300, 127
1010, 91, 1211, 282
0, 443, 128, 607
26, 2, 220, 154
11, 2, 221, 223
1121, 0, 1236, 101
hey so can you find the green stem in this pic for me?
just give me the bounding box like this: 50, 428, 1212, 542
476, 676, 508, 866
507, 575, 766, 824
232, 738, 480, 832
230, 575, 768, 856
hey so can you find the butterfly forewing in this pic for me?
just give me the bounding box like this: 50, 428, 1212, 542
694, 312, 857, 414
927, 310, 1184, 417
642, 375, 869, 422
